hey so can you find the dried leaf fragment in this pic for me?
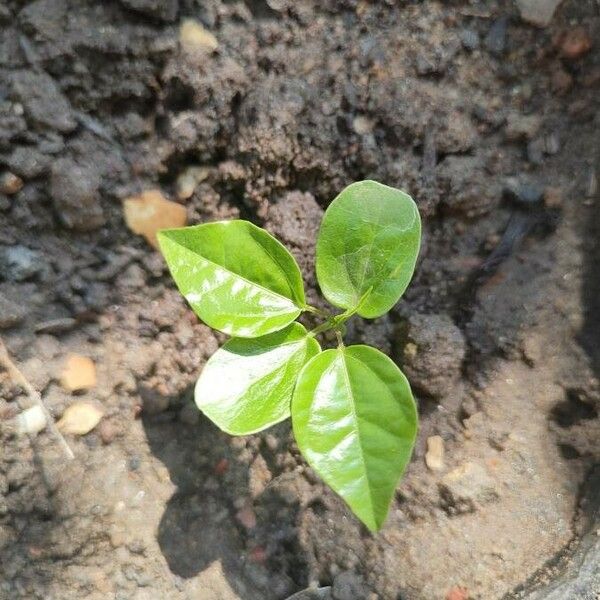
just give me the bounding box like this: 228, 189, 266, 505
123, 189, 187, 248
60, 354, 97, 392
57, 401, 104, 435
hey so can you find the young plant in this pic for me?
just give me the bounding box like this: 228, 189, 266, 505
158, 180, 421, 531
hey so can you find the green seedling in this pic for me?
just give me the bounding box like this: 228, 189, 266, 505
158, 180, 421, 531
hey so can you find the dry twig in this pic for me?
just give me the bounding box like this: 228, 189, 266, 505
0, 337, 74, 460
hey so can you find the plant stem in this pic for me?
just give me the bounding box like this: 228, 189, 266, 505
0, 338, 75, 460
308, 317, 337, 337
308, 306, 357, 337
303, 304, 329, 318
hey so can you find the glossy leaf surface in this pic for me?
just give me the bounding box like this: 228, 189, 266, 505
316, 180, 421, 318
158, 220, 306, 338
196, 323, 320, 435
292, 345, 417, 531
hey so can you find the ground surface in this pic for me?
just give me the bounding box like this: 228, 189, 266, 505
0, 1, 599, 599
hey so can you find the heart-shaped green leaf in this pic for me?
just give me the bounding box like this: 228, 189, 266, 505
158, 220, 307, 338
292, 345, 417, 531
196, 323, 320, 435
316, 180, 421, 319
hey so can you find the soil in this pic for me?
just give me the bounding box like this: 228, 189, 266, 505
1, 1, 599, 599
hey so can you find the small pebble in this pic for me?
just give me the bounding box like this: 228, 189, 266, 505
264, 433, 279, 451
560, 27, 592, 60
543, 187, 563, 209
236, 505, 257, 530
526, 139, 544, 165
352, 115, 374, 135
176, 166, 210, 201
425, 435, 445, 472
98, 420, 116, 444
15, 405, 47, 436
0, 172, 23, 195
516, 0, 562, 26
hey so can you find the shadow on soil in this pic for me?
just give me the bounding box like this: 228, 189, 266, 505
575, 147, 600, 507
143, 388, 306, 600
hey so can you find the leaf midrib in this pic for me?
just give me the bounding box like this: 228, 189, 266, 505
250, 229, 305, 307
338, 350, 377, 527
172, 237, 301, 311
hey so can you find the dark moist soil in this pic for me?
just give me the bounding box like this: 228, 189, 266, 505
1, 1, 599, 599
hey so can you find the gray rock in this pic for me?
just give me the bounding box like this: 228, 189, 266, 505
485, 17, 508, 57
503, 177, 544, 207
526, 139, 545, 165
505, 112, 542, 142
50, 158, 105, 231
0, 293, 26, 328
0, 245, 43, 281
522, 469, 600, 599
399, 312, 466, 401
119, 0, 178, 22
524, 534, 600, 599
10, 71, 76, 133
332, 571, 370, 600
460, 29, 480, 51
5, 146, 51, 178
517, 0, 563, 27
